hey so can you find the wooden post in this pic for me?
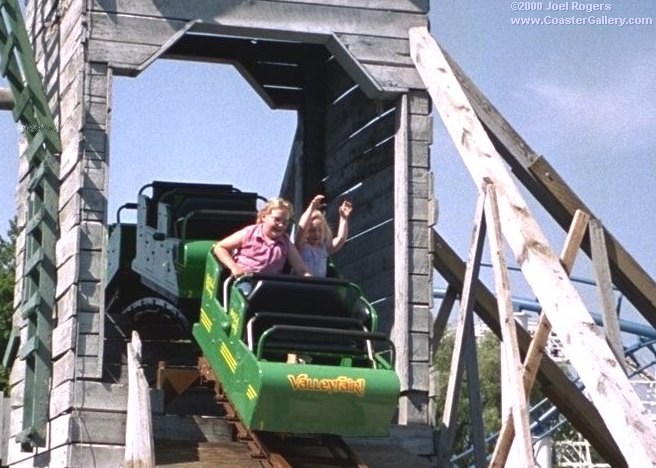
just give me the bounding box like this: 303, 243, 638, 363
410, 26, 656, 466
485, 184, 534, 467
124, 331, 155, 468
490, 209, 590, 466
437, 190, 487, 466
393, 93, 411, 403
429, 286, 458, 423
589, 218, 626, 369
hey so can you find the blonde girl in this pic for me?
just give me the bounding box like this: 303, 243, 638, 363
214, 197, 311, 277
295, 194, 353, 277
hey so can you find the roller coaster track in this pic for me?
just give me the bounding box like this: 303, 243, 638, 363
195, 357, 368, 468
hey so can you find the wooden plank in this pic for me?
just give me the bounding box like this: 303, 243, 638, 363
362, 62, 425, 91
89, 12, 187, 45
90, 0, 428, 41
485, 185, 534, 468
431, 229, 626, 467
335, 34, 412, 66
55, 250, 103, 298
325, 87, 394, 154
409, 304, 432, 333
443, 47, 656, 330
463, 311, 486, 467
589, 218, 626, 367
326, 128, 394, 194
428, 286, 457, 419
392, 94, 410, 396
324, 56, 357, 104
490, 208, 590, 467
52, 350, 100, 387
50, 381, 127, 418
411, 27, 656, 465
87, 40, 161, 75
125, 332, 155, 467
52, 317, 76, 360
437, 190, 487, 462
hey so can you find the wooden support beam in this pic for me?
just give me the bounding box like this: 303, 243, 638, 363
428, 286, 457, 424
437, 190, 487, 465
431, 228, 626, 467
392, 93, 410, 396
440, 46, 656, 329
485, 184, 534, 468
589, 218, 626, 369
410, 26, 656, 466
490, 209, 590, 467
124, 332, 155, 468
463, 303, 486, 468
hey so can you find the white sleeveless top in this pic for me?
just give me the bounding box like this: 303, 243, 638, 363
299, 244, 328, 277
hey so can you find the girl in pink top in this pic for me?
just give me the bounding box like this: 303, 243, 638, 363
214, 197, 311, 277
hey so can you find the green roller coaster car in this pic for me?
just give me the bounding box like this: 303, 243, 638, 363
106, 180, 400, 436
193, 253, 400, 436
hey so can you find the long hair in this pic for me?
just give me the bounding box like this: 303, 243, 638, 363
307, 210, 333, 245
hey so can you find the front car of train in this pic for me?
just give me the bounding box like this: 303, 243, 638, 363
193, 254, 400, 436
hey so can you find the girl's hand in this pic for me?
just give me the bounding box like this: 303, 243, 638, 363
339, 200, 353, 219
310, 194, 325, 211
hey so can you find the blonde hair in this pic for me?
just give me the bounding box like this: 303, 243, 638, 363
257, 197, 294, 223
307, 210, 333, 244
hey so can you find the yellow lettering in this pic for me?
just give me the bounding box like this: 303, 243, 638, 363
204, 274, 215, 295
287, 373, 366, 397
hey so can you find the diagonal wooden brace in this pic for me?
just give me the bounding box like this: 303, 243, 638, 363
489, 209, 590, 467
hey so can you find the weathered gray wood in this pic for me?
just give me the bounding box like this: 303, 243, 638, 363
463, 306, 486, 468
325, 89, 394, 154
485, 185, 534, 468
428, 286, 457, 425
1, 394, 8, 464
393, 94, 410, 398
90, 0, 428, 41
324, 139, 394, 198
411, 26, 656, 465
409, 304, 432, 333
589, 218, 626, 368
443, 45, 656, 330
87, 40, 161, 75
52, 350, 101, 387
335, 34, 412, 67
55, 251, 103, 298
431, 229, 626, 467
50, 381, 127, 418
490, 208, 590, 467
52, 318, 76, 360
125, 332, 155, 467
437, 190, 487, 464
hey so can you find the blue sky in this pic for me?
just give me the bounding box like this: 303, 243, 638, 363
1, 2, 655, 322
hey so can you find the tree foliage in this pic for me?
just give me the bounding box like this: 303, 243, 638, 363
434, 327, 583, 464
0, 218, 18, 391
433, 330, 502, 456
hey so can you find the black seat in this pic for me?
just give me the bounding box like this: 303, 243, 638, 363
237, 274, 375, 358
141, 181, 258, 240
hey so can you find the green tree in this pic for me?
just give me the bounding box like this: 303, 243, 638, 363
434, 328, 585, 465
0, 218, 18, 391
433, 330, 502, 457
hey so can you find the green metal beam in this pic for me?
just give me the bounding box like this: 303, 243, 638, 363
0, 0, 61, 450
